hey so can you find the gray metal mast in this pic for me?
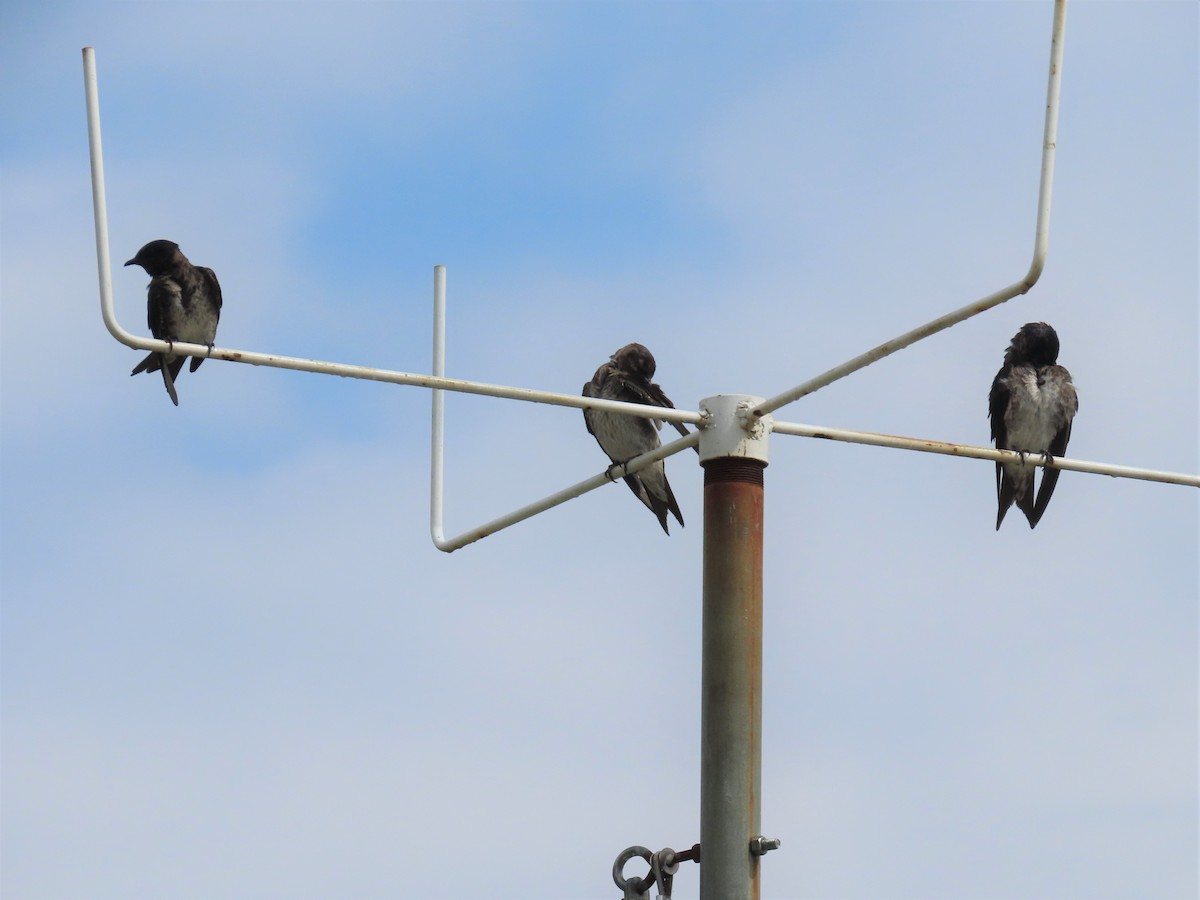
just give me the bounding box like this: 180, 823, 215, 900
698, 395, 773, 900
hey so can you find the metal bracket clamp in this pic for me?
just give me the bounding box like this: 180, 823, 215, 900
697, 395, 771, 466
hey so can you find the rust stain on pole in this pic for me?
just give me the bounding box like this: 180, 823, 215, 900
700, 457, 765, 900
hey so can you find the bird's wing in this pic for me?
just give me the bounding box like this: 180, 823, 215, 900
1029, 426, 1069, 527
626, 377, 673, 409
1030, 374, 1077, 527
987, 366, 1011, 446
663, 477, 684, 529
582, 378, 600, 437
625, 376, 697, 447
987, 366, 1012, 502
627, 475, 671, 534
198, 266, 223, 314
146, 277, 176, 340
617, 376, 662, 427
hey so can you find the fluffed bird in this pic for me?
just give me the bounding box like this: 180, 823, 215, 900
125, 239, 222, 406
988, 322, 1078, 529
583, 342, 691, 534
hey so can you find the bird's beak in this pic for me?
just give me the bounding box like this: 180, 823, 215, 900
124, 258, 136, 267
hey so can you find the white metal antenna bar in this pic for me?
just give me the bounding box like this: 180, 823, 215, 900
429, 264, 702, 551
81, 49, 703, 430
432, 431, 701, 553
770, 419, 1200, 488
751, 0, 1067, 420
83, 47, 117, 345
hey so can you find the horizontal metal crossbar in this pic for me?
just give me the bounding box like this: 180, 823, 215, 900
99, 334, 703, 425
82, 51, 701, 429
431, 430, 701, 553
770, 419, 1200, 488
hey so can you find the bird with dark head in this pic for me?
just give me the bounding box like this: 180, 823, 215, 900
988, 322, 1078, 529
125, 239, 222, 406
583, 342, 693, 534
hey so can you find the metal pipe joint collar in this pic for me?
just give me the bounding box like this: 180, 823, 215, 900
698, 395, 771, 466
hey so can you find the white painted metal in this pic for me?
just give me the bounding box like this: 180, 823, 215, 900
770, 419, 1200, 488
430, 266, 448, 548
697, 396, 770, 466
83, 48, 124, 348
430, 264, 703, 552
432, 430, 701, 553
84, 0, 1195, 568
751, 0, 1069, 420
83, 49, 701, 428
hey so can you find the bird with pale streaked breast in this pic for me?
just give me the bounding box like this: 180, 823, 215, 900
988, 321, 1078, 529
583, 342, 692, 534
126, 239, 222, 406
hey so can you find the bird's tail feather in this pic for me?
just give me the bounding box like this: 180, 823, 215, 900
1015, 479, 1037, 528
160, 364, 180, 406
1029, 468, 1063, 528
995, 463, 1015, 530
623, 474, 672, 535
664, 483, 684, 529
131, 351, 161, 376
996, 463, 1036, 531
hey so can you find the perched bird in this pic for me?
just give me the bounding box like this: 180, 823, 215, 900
125, 240, 222, 406
988, 322, 1078, 530
583, 343, 691, 534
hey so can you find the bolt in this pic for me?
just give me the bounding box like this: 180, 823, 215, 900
749, 836, 781, 856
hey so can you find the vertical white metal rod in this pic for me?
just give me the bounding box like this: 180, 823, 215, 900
425, 261, 703, 552
1026, 0, 1067, 284
751, 0, 1067, 419
430, 265, 448, 547
82, 47, 128, 345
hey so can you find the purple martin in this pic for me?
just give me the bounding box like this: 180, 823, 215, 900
125, 240, 222, 406
583, 343, 691, 534
988, 322, 1078, 530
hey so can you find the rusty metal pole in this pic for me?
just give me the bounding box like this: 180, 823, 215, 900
698, 396, 774, 900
